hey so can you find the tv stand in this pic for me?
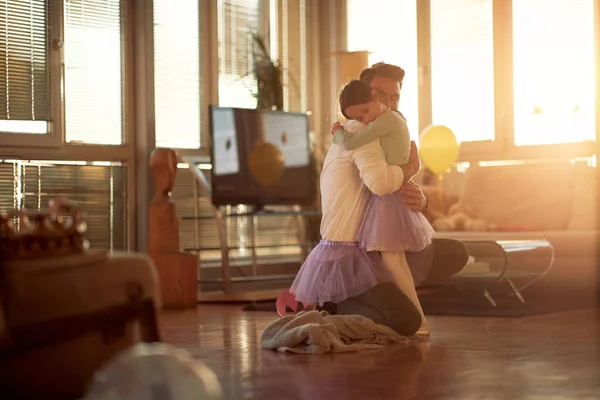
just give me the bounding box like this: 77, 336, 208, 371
182, 157, 321, 302
249, 205, 275, 215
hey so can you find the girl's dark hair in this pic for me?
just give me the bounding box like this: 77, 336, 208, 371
339, 80, 372, 120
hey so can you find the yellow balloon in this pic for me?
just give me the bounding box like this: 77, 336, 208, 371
248, 142, 285, 188
419, 125, 460, 175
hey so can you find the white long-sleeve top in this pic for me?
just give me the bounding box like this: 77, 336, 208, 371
319, 138, 405, 242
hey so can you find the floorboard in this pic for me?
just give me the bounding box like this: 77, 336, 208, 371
159, 305, 600, 400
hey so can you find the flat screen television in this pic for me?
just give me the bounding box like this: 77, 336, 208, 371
209, 106, 316, 208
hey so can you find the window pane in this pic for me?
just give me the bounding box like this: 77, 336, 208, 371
347, 0, 419, 141
0, 0, 50, 132
154, 0, 202, 149
2, 159, 127, 251
430, 0, 495, 143
217, 0, 260, 108
512, 0, 595, 146
0, 120, 48, 134
270, 0, 309, 112
64, 0, 123, 145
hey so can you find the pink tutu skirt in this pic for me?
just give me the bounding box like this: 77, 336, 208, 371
358, 191, 435, 253
289, 240, 395, 306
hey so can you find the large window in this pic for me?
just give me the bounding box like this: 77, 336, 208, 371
430, 0, 495, 143
217, 0, 260, 108
0, 0, 125, 146
512, 0, 595, 146
63, 0, 124, 145
153, 0, 202, 149
346, 0, 419, 141
0, 0, 130, 250
346, 0, 597, 159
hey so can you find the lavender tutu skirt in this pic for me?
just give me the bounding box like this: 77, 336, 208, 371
290, 240, 395, 306
358, 191, 435, 253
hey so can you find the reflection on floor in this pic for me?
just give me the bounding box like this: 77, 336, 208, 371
159, 304, 600, 400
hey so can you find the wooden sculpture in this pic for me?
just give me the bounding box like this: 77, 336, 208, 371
148, 148, 198, 308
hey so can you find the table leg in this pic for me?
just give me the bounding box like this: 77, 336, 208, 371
507, 279, 526, 304
484, 289, 497, 307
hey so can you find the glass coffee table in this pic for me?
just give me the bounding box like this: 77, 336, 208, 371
452, 240, 555, 306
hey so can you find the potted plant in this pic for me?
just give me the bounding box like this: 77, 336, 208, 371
251, 33, 284, 111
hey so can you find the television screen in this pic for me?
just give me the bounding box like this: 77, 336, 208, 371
209, 106, 316, 207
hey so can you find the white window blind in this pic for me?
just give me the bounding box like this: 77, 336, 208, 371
217, 0, 260, 108
270, 0, 308, 113
0, 0, 50, 134
430, 0, 495, 143
63, 0, 124, 145
0, 159, 127, 251
256, 0, 312, 256
153, 0, 202, 149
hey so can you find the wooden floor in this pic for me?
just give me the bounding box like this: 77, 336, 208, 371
159, 305, 600, 400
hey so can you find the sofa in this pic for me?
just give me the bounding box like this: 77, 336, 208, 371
420, 161, 599, 284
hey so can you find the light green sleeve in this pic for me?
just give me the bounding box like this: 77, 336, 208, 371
332, 111, 398, 150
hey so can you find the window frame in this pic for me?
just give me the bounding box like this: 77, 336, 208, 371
429, 0, 598, 162
0, 0, 133, 152
0, 0, 137, 250
349, 0, 599, 162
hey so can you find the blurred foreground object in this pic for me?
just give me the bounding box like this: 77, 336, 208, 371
85, 343, 222, 400
0, 199, 160, 399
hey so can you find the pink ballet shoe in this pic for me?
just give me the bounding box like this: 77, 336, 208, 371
276, 289, 314, 317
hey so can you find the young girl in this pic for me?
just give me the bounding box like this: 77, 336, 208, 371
334, 79, 435, 285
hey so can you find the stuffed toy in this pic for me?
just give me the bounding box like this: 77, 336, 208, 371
421, 186, 493, 232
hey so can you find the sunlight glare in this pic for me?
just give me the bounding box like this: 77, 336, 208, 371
347, 0, 419, 142
512, 0, 595, 146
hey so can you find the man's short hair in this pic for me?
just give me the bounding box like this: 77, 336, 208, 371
359, 62, 405, 86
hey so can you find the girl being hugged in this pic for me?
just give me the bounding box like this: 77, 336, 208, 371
333, 80, 435, 275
